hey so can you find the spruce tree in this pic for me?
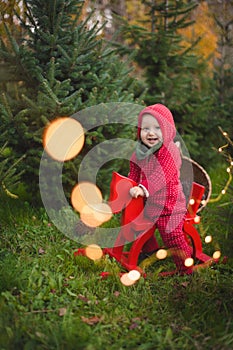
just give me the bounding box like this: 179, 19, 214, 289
118, 0, 217, 166
0, 0, 142, 201
209, 0, 233, 136
0, 142, 25, 199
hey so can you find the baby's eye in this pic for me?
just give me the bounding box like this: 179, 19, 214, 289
142, 127, 149, 131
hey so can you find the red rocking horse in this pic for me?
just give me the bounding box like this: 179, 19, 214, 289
74, 157, 223, 276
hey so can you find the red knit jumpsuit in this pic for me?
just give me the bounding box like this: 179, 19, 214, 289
128, 104, 192, 273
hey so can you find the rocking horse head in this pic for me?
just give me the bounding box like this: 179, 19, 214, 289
109, 172, 145, 225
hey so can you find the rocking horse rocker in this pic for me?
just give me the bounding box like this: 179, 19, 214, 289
74, 157, 223, 277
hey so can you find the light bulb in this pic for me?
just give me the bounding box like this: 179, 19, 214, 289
194, 216, 200, 224
205, 235, 212, 243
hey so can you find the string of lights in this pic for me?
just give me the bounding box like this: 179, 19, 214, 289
209, 127, 233, 203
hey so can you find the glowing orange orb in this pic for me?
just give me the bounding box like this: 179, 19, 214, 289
156, 249, 167, 260
120, 273, 136, 286
189, 198, 195, 205
205, 235, 212, 244
184, 257, 194, 267
79, 202, 112, 228
80, 205, 103, 227
43, 117, 85, 161
93, 202, 112, 221
85, 244, 103, 260
128, 270, 141, 281
71, 182, 102, 213
213, 250, 221, 260
194, 216, 200, 224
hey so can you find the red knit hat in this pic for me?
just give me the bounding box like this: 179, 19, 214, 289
137, 104, 176, 145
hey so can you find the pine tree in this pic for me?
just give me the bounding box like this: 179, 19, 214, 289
116, 0, 217, 166
0, 0, 143, 201
0, 142, 25, 199
209, 0, 233, 135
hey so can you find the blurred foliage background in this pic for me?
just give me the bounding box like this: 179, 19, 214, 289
0, 0, 232, 206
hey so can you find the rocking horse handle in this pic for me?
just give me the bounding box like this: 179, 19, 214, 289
109, 172, 137, 213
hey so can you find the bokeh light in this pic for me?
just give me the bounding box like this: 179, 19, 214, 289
92, 203, 112, 222
120, 273, 136, 286
43, 117, 85, 161
189, 198, 195, 205
205, 235, 212, 244
80, 205, 103, 227
85, 244, 103, 260
194, 216, 200, 224
156, 249, 167, 260
71, 182, 112, 227
71, 182, 103, 213
184, 257, 194, 267
80, 203, 112, 227
213, 250, 221, 260
128, 270, 141, 281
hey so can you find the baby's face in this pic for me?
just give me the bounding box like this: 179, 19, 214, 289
140, 114, 163, 148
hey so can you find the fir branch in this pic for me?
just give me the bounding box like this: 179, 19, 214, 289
0, 142, 25, 198
41, 80, 61, 105
3, 22, 19, 54
54, 2, 65, 37
0, 158, 9, 179
1, 154, 26, 181
1, 181, 19, 199
41, 115, 50, 126
79, 10, 107, 40
57, 45, 71, 63
21, 94, 38, 109
0, 93, 13, 119
47, 57, 56, 86
62, 88, 84, 105
71, 2, 85, 31
22, 0, 38, 32
0, 142, 8, 156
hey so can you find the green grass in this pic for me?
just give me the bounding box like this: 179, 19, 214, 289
0, 196, 233, 350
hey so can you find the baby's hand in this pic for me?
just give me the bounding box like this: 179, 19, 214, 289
129, 186, 144, 198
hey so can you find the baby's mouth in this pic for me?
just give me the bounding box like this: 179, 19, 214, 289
147, 138, 158, 143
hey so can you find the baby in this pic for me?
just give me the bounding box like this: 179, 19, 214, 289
128, 103, 192, 274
